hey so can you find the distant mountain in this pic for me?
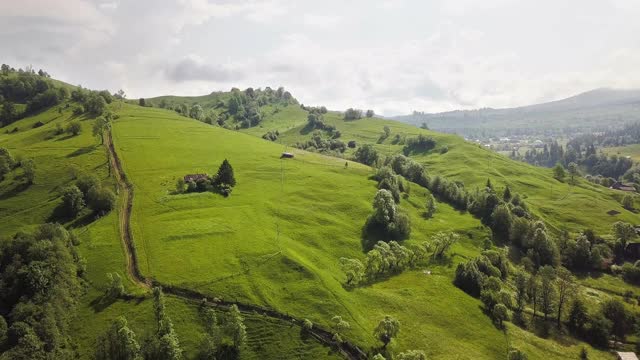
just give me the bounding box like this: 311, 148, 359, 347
393, 88, 640, 135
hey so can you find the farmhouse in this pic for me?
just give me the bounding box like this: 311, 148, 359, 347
617, 352, 639, 360
183, 174, 208, 182
610, 181, 636, 192
281, 152, 294, 159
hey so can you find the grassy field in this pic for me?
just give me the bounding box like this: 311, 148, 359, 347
110, 103, 614, 359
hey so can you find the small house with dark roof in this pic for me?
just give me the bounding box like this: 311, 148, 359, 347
610, 181, 636, 192
183, 174, 208, 182
281, 152, 294, 159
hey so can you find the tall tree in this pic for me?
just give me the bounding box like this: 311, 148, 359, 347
215, 159, 236, 186
555, 267, 575, 329
538, 266, 556, 322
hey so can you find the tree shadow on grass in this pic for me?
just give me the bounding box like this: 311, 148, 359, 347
66, 145, 97, 158
0, 181, 31, 200
47, 205, 99, 228
298, 122, 316, 136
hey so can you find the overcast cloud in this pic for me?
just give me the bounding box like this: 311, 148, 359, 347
1, 0, 639, 115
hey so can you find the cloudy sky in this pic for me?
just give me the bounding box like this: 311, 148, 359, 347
1, 0, 639, 115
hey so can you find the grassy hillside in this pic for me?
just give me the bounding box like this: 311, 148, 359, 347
0, 104, 336, 359
110, 103, 613, 359
246, 107, 638, 236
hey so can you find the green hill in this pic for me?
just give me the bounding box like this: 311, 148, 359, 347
2, 82, 638, 359
108, 103, 616, 359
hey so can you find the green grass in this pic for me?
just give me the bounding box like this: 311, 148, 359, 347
111, 104, 614, 359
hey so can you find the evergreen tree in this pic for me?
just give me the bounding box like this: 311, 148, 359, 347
215, 159, 236, 186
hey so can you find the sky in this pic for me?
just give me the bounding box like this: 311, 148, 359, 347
1, 0, 640, 116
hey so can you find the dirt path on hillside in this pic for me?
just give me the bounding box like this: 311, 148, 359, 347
104, 129, 367, 360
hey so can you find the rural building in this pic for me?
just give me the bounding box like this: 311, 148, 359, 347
183, 174, 208, 182
610, 181, 636, 192
281, 152, 294, 159
625, 243, 640, 260
617, 352, 639, 360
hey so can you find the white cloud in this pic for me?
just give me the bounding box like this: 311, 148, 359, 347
3, 0, 640, 116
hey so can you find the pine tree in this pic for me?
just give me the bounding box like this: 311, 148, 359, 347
215, 159, 236, 187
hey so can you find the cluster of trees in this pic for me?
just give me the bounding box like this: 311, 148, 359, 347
70, 86, 112, 117
196, 301, 247, 358
294, 130, 346, 155
97, 287, 183, 360
454, 221, 640, 348
0, 65, 67, 125
513, 139, 634, 181
61, 173, 116, 217
0, 224, 85, 359
402, 134, 436, 155
228, 87, 295, 128
304, 107, 341, 137
344, 108, 363, 120
364, 189, 411, 241
340, 233, 458, 287
0, 147, 35, 183
178, 159, 237, 197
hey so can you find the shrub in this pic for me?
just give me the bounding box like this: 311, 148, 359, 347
347, 140, 356, 148
73, 105, 84, 115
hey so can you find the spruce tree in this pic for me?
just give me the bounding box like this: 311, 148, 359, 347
215, 159, 236, 186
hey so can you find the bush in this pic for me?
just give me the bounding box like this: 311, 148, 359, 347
73, 105, 84, 115
347, 140, 356, 148
76, 174, 100, 195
